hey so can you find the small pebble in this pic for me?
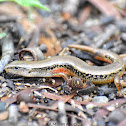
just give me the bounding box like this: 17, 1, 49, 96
2, 83, 7, 87
116, 21, 126, 32
108, 93, 116, 100
17, 118, 38, 126
19, 101, 29, 113
82, 95, 92, 101
117, 118, 126, 126
97, 119, 106, 126
92, 96, 109, 104
75, 96, 83, 102
86, 103, 97, 109
48, 111, 57, 120
48, 121, 58, 126
8, 104, 18, 124
39, 43, 48, 53
17, 119, 28, 126
106, 106, 115, 111
107, 109, 126, 124
121, 33, 126, 43
0, 111, 8, 120
116, 0, 126, 9
86, 108, 95, 116
58, 101, 68, 125
107, 121, 116, 126
0, 102, 6, 112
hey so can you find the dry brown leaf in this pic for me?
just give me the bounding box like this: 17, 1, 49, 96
88, 0, 122, 19
40, 28, 62, 56
78, 6, 91, 24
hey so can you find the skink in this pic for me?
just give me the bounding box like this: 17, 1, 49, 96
5, 45, 125, 90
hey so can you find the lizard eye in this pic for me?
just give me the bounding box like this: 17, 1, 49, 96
14, 67, 19, 70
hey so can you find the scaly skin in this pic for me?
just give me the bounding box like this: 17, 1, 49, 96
5, 45, 125, 90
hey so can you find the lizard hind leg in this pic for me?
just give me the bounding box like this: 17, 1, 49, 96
114, 74, 123, 91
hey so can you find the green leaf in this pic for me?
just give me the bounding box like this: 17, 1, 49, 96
0, 32, 6, 39
0, 0, 51, 11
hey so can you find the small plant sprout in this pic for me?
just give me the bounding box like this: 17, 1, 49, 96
0, 0, 51, 11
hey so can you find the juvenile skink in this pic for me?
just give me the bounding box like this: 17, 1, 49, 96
5, 45, 125, 90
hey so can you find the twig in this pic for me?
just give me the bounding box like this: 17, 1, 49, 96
0, 33, 14, 73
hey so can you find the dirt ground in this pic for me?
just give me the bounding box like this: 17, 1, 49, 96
0, 0, 126, 126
